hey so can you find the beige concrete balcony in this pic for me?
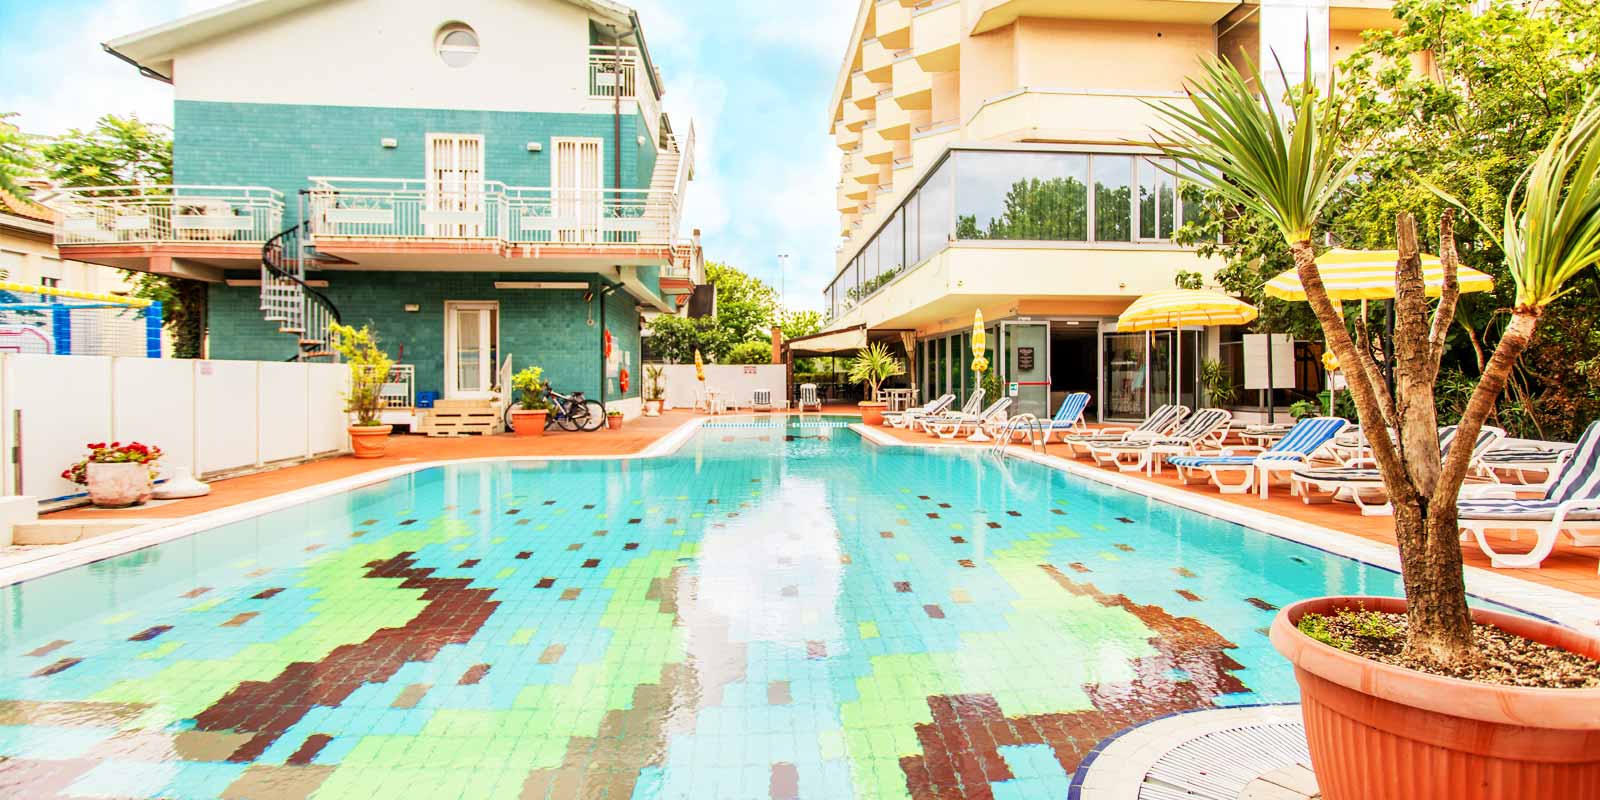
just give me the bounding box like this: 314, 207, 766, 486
965, 88, 1189, 144
863, 39, 894, 83
849, 152, 882, 185
843, 101, 871, 131
852, 72, 883, 109
862, 124, 895, 165
969, 0, 1239, 33
835, 125, 862, 150
911, 121, 958, 173
912, 1, 960, 73
837, 184, 861, 214
1330, 0, 1401, 30
877, 97, 912, 140
892, 57, 933, 110
876, 0, 912, 49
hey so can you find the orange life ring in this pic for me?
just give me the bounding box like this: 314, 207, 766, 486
619, 367, 630, 393
603, 328, 613, 359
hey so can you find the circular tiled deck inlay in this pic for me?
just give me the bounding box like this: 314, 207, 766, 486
1072, 705, 1317, 800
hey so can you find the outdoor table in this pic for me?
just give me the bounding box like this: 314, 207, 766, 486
883, 388, 913, 412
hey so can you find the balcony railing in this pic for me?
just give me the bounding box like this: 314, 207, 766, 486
307, 178, 679, 247
589, 45, 660, 143
50, 185, 283, 246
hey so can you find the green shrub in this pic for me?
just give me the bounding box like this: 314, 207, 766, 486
725, 341, 773, 365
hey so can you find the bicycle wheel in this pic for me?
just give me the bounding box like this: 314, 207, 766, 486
557, 403, 584, 431
578, 400, 606, 431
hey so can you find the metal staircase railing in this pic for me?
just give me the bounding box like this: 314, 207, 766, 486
261, 213, 341, 362
990, 414, 1046, 459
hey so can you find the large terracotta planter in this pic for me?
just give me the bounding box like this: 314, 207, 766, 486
1270, 595, 1600, 800
85, 462, 152, 508
859, 401, 887, 426
510, 409, 548, 437
348, 424, 393, 459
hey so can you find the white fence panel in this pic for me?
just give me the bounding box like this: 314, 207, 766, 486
308, 363, 348, 455
7, 355, 113, 500
195, 360, 261, 475
258, 363, 310, 463
113, 357, 197, 474
655, 363, 786, 410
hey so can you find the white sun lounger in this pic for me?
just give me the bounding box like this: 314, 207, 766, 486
1169, 416, 1348, 498
1291, 425, 1505, 515
1457, 420, 1600, 571
916, 389, 986, 435
1087, 408, 1233, 474
1060, 404, 1190, 457
884, 393, 954, 429
924, 397, 1011, 440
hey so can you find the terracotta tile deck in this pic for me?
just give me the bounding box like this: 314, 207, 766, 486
871, 422, 1600, 600
45, 408, 1599, 600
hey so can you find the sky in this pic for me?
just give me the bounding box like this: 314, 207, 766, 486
0, 0, 857, 311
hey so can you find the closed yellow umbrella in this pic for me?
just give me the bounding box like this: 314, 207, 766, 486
1117, 290, 1257, 410
1263, 249, 1494, 301
970, 309, 988, 374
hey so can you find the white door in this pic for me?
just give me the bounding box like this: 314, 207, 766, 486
445, 301, 498, 398
551, 137, 603, 242
425, 134, 486, 237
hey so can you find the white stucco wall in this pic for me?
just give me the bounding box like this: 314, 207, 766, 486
173, 0, 621, 115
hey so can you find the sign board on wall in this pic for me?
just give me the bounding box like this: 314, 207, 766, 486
1016, 347, 1035, 372
1242, 334, 1295, 390
1007, 382, 1019, 397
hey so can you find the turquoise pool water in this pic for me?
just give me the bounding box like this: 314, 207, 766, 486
0, 417, 1468, 799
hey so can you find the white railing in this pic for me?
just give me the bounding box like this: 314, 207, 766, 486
307, 178, 677, 246
663, 121, 695, 243
590, 46, 661, 144
49, 185, 283, 246
381, 364, 415, 409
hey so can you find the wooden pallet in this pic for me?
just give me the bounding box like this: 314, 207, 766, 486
417, 399, 501, 437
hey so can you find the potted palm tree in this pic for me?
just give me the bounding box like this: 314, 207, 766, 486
643, 365, 665, 417
329, 323, 393, 458
1152, 56, 1600, 799
847, 342, 903, 426
509, 366, 551, 437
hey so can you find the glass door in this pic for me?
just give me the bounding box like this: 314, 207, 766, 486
1150, 331, 1175, 411
1001, 321, 1050, 418
445, 301, 499, 398
1102, 332, 1147, 420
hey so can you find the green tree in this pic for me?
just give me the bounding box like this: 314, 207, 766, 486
705, 261, 778, 347
956, 177, 1088, 240
725, 341, 772, 364
40, 115, 205, 357
0, 113, 36, 198
646, 314, 728, 363
1151, 40, 1600, 667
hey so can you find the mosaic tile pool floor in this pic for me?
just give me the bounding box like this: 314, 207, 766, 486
0, 417, 1503, 799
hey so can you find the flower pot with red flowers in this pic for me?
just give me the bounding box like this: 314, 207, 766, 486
330, 323, 395, 458
606, 410, 623, 430
509, 366, 552, 437
64, 441, 163, 508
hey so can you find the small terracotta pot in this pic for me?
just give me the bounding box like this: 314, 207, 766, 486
606, 415, 623, 430
348, 424, 393, 459
510, 409, 548, 437
858, 401, 887, 426
1270, 595, 1600, 800
85, 461, 152, 508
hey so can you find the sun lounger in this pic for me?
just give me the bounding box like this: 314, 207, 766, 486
916, 389, 986, 435
798, 383, 822, 413
1458, 421, 1600, 571
1169, 416, 1349, 498
924, 397, 1011, 440
884, 393, 954, 429
1291, 425, 1505, 515
1060, 404, 1190, 457
1087, 408, 1232, 474
1038, 393, 1092, 442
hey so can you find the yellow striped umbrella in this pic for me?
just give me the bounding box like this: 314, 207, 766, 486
1115, 289, 1258, 332
1118, 290, 1256, 407
1264, 249, 1494, 301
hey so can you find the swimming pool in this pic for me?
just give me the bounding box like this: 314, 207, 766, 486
0, 417, 1487, 799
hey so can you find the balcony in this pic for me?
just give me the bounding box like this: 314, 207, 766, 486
305, 178, 684, 268
892, 57, 933, 111
862, 124, 895, 165
969, 0, 1237, 33
835, 125, 862, 150
48, 185, 283, 274
876, 0, 912, 49
843, 101, 871, 131
877, 96, 912, 140
588, 46, 662, 142
851, 72, 883, 109
912, 1, 961, 73
965, 88, 1189, 144
862, 39, 894, 83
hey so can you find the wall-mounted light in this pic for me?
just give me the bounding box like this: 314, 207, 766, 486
403, 303, 420, 312
381, 138, 398, 148
527, 142, 543, 152
636, 135, 647, 146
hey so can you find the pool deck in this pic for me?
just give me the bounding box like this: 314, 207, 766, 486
29, 408, 1600, 605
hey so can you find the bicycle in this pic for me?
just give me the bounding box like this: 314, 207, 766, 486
545, 387, 607, 432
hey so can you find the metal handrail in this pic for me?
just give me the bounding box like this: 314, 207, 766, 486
991, 414, 1045, 459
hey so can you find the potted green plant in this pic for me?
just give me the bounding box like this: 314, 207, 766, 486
63, 441, 163, 507
1198, 358, 1236, 407
847, 342, 904, 426
606, 409, 624, 430
509, 366, 551, 437
329, 323, 394, 458
1153, 54, 1600, 798
643, 365, 665, 417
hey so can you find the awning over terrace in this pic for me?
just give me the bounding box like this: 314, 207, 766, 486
785, 324, 867, 355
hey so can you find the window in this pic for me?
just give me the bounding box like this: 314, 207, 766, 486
918, 158, 953, 258
1092, 156, 1133, 242
40, 277, 60, 288
956, 151, 1088, 241
436, 23, 479, 68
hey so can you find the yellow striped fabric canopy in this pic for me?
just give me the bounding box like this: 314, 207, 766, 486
1116, 289, 1258, 332
1263, 249, 1495, 301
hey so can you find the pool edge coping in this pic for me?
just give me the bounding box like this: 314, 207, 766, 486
0, 416, 710, 588
848, 423, 1600, 635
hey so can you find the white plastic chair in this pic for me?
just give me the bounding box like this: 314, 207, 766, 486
798, 384, 822, 413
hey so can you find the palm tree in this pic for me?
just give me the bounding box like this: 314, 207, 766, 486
0, 113, 37, 198
1149, 55, 1600, 666
847, 343, 904, 403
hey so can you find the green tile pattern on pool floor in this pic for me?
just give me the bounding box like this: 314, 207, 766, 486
0, 417, 1479, 798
